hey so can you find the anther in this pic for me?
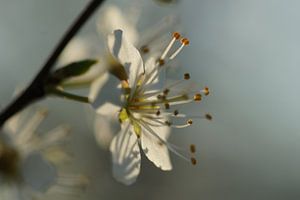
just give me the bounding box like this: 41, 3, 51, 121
191, 157, 197, 165
165, 121, 172, 126
157, 94, 166, 100
190, 144, 196, 153
156, 110, 161, 116
169, 37, 189, 60
184, 73, 190, 80
205, 114, 212, 121
173, 32, 181, 40
164, 103, 170, 109
158, 58, 165, 66
204, 87, 210, 96
163, 89, 170, 95
187, 119, 193, 125
174, 110, 179, 116
181, 38, 190, 46
157, 94, 163, 99
157, 141, 164, 146
141, 45, 150, 54
193, 93, 202, 101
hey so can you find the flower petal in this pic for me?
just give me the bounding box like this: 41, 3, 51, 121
21, 153, 57, 192
107, 29, 144, 89
95, 102, 120, 117
91, 74, 124, 110
0, 184, 20, 199
94, 114, 120, 149
109, 121, 141, 185
89, 72, 109, 102
141, 123, 172, 171
97, 5, 139, 44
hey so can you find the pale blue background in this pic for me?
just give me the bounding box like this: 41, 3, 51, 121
0, 0, 300, 199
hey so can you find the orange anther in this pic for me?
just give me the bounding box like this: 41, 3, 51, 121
173, 32, 181, 40
181, 38, 190, 46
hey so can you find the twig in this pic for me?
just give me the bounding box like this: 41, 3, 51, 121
0, 0, 105, 128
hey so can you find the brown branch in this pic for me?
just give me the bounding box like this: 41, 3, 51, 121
0, 0, 105, 128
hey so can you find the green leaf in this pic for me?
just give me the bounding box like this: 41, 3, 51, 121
50, 59, 98, 84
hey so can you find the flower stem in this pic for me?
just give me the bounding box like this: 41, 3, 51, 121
0, 0, 104, 128
48, 88, 89, 104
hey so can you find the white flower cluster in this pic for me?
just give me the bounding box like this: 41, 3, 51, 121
0, 3, 210, 196
0, 108, 88, 199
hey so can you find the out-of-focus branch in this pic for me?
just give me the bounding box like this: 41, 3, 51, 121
0, 0, 105, 128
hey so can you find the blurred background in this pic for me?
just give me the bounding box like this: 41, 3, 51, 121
0, 0, 300, 199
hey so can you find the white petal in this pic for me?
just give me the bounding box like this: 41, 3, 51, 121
0, 184, 20, 199
58, 36, 91, 65
95, 102, 120, 117
141, 123, 172, 171
97, 5, 138, 44
107, 29, 144, 89
94, 114, 120, 149
110, 121, 141, 185
16, 108, 48, 145
91, 73, 124, 110
4, 110, 21, 134
21, 153, 57, 192
89, 72, 109, 102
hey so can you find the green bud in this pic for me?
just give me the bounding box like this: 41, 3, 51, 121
49, 59, 98, 85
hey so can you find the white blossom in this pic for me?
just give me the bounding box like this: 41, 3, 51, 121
91, 4, 178, 148
92, 29, 210, 185
0, 107, 88, 199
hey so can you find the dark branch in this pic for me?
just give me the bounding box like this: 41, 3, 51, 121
0, 0, 105, 128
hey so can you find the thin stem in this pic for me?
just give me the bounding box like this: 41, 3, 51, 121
0, 0, 105, 128
49, 88, 89, 104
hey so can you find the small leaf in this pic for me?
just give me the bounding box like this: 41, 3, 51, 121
49, 59, 98, 84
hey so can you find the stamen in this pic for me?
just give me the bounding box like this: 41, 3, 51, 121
164, 103, 170, 109
191, 157, 197, 165
165, 121, 172, 126
203, 87, 210, 96
16, 109, 48, 145
193, 93, 202, 101
169, 38, 190, 60
190, 144, 196, 153
181, 38, 190, 46
174, 110, 179, 116
184, 73, 190, 80
49, 175, 88, 196
140, 120, 191, 162
173, 32, 181, 40
171, 123, 191, 128
141, 45, 150, 54
157, 94, 166, 100
160, 32, 181, 60
163, 89, 170, 95
158, 58, 165, 66
171, 119, 194, 128
156, 110, 161, 116
37, 125, 71, 150
205, 113, 212, 121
